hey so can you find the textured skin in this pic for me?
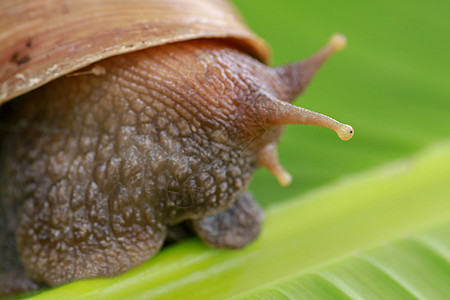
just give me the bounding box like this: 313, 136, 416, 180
191, 191, 264, 249
0, 39, 283, 294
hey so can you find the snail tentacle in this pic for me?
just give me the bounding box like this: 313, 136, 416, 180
275, 33, 348, 102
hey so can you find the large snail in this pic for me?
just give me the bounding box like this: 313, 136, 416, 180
0, 0, 353, 295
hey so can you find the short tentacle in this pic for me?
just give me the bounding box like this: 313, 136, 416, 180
257, 143, 292, 186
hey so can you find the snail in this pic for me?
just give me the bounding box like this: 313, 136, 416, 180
0, 0, 353, 296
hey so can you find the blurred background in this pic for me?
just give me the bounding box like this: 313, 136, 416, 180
231, 0, 450, 207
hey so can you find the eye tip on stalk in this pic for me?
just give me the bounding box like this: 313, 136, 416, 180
329, 33, 347, 52
336, 123, 354, 141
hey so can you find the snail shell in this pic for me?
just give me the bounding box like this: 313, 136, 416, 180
0, 0, 269, 103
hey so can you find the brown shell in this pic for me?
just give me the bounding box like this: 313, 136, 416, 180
0, 0, 269, 104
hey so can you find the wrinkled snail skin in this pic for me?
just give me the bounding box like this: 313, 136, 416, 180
0, 6, 353, 299
1, 40, 271, 287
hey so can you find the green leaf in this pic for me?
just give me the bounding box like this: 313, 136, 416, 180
27, 141, 450, 299
236, 222, 450, 300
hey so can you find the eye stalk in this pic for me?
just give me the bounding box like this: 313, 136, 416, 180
256, 93, 354, 142
337, 124, 354, 141
329, 33, 347, 51
255, 33, 353, 185
275, 33, 348, 102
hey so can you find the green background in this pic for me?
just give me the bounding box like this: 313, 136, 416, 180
232, 0, 450, 206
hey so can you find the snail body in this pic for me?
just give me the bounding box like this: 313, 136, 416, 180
0, 0, 353, 296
